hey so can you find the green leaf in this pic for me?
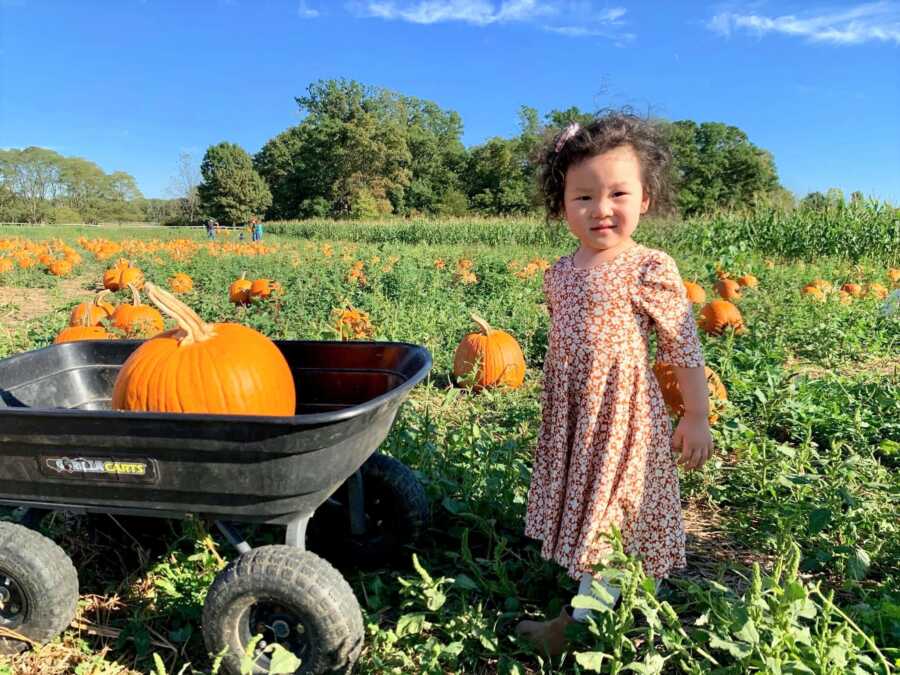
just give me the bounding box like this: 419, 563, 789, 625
499, 657, 526, 675
424, 587, 447, 611
454, 573, 479, 591
571, 594, 614, 613
574, 651, 608, 672
784, 581, 806, 603
789, 625, 812, 646
478, 629, 499, 652
265, 644, 303, 674
733, 617, 760, 645
395, 612, 427, 637
827, 644, 848, 667
709, 634, 752, 659
623, 653, 666, 674
847, 548, 871, 580
796, 598, 817, 619
807, 508, 831, 535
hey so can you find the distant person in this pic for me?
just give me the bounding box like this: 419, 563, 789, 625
515, 113, 712, 655
206, 218, 216, 240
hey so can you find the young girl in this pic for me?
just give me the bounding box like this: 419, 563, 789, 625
516, 112, 714, 655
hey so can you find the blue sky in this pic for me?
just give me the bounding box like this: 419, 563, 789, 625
1, 0, 898, 203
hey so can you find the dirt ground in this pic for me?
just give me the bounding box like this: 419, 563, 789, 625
0, 275, 99, 323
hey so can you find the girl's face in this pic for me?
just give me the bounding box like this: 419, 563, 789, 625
562, 144, 650, 255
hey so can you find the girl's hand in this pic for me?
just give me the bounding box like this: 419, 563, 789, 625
671, 413, 714, 471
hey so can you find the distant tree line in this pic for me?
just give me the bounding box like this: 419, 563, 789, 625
0, 147, 153, 224
2, 79, 881, 226
197, 79, 790, 224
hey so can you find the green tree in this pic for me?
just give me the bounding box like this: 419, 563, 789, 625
401, 96, 466, 215
664, 121, 780, 216
58, 156, 108, 222
256, 79, 465, 219
295, 79, 411, 218
0, 147, 63, 222
198, 142, 272, 225
464, 137, 533, 215
800, 191, 828, 211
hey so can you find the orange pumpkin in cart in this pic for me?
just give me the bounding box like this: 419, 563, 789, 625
112, 283, 296, 416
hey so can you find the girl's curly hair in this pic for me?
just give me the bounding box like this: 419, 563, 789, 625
536, 110, 675, 221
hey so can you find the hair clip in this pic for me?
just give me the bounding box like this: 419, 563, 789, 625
555, 122, 580, 152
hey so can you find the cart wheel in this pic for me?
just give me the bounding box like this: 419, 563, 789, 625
0, 521, 79, 655
202, 546, 363, 675
309, 453, 430, 568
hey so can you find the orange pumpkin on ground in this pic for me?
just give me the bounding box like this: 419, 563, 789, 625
111, 284, 164, 338
0, 258, 13, 273
653, 362, 728, 424
867, 283, 888, 300
103, 261, 144, 291
55, 311, 113, 344
737, 274, 758, 288
229, 272, 252, 304
809, 279, 833, 293
802, 285, 826, 301
698, 300, 745, 336
888, 268, 900, 285
169, 273, 194, 294
841, 283, 863, 298
70, 290, 115, 327
249, 278, 273, 300
683, 281, 706, 304
453, 313, 525, 389
111, 283, 296, 416
47, 259, 72, 276
714, 278, 742, 301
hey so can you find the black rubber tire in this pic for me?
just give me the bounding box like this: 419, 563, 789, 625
202, 546, 363, 675
308, 453, 430, 568
0, 521, 79, 655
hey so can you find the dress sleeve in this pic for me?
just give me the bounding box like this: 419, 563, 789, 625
633, 253, 705, 368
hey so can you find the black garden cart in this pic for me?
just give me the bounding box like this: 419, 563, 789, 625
0, 338, 432, 674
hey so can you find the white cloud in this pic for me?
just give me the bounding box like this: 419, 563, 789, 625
349, 0, 629, 38
708, 2, 900, 45
298, 0, 320, 18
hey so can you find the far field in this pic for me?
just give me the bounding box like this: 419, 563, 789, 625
0, 210, 897, 674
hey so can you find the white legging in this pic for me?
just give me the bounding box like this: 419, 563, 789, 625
571, 572, 660, 622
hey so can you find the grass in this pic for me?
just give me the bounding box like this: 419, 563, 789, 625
0, 213, 897, 673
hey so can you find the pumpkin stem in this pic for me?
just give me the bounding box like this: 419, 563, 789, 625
126, 283, 142, 306
78, 308, 94, 328
470, 313, 494, 335
144, 282, 216, 345
95, 289, 112, 306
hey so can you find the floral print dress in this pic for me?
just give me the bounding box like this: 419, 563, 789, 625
524, 244, 705, 580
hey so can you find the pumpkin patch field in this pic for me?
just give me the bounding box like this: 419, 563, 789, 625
0, 211, 898, 674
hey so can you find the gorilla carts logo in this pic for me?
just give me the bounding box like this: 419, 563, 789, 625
41, 456, 156, 483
